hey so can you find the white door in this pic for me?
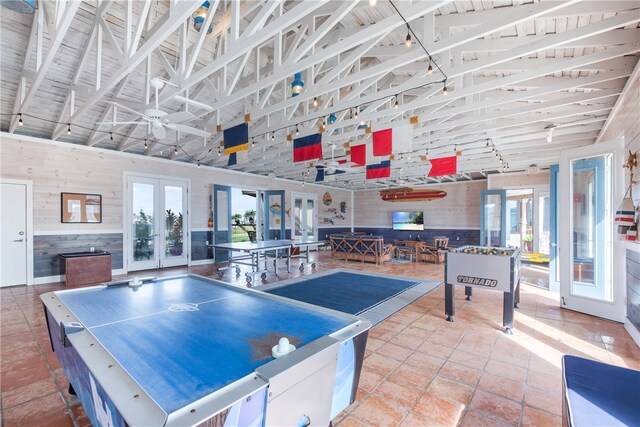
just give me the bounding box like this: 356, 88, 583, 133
127, 176, 189, 271
1, 183, 28, 286
292, 193, 318, 242
559, 140, 625, 322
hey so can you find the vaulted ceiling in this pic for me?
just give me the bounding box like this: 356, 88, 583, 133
1, 0, 639, 189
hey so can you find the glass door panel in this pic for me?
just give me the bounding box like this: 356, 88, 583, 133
570, 158, 608, 299
130, 180, 157, 271
480, 190, 506, 247
292, 193, 318, 242
213, 185, 231, 262
549, 165, 559, 292
162, 183, 188, 267
264, 190, 285, 240
305, 199, 316, 241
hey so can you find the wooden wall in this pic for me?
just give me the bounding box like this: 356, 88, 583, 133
353, 180, 486, 229
0, 133, 352, 278
488, 171, 550, 189
0, 134, 353, 231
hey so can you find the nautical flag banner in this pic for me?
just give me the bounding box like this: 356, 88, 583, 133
366, 160, 391, 179
350, 144, 366, 166
372, 129, 392, 156
372, 124, 412, 155
428, 156, 457, 177
223, 123, 249, 155
293, 133, 322, 162
315, 166, 325, 182
228, 150, 248, 166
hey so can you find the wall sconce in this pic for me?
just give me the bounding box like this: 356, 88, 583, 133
192, 1, 212, 34
291, 72, 304, 97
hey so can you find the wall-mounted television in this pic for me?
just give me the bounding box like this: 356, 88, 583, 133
392, 211, 424, 230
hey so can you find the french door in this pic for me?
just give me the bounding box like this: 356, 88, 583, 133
480, 190, 507, 247
292, 193, 318, 242
126, 175, 189, 271
559, 140, 625, 322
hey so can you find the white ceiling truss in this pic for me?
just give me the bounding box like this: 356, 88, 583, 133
1, 0, 639, 189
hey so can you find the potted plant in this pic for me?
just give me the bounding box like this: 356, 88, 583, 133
523, 235, 533, 252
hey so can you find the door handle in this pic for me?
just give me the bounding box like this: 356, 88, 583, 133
13, 238, 24, 242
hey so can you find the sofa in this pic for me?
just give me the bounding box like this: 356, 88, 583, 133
330, 234, 394, 265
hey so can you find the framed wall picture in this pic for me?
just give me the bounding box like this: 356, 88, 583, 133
61, 193, 102, 223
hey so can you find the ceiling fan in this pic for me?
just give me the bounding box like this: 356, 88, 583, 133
315, 142, 356, 175
98, 78, 211, 140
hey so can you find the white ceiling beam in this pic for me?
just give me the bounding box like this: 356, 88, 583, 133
9, 1, 81, 132
51, 0, 203, 141
160, 1, 330, 105
185, 0, 220, 79
437, 1, 639, 28
192, 1, 453, 118
287, 1, 357, 64
130, 1, 151, 58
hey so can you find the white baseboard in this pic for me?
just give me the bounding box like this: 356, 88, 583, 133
624, 318, 640, 349
191, 259, 215, 266
34, 275, 61, 285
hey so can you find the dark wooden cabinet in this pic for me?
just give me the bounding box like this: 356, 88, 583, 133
59, 251, 112, 287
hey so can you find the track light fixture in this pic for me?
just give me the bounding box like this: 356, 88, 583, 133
110, 132, 113, 141
251, 137, 255, 147
313, 97, 318, 107
443, 80, 448, 96
354, 106, 359, 119
427, 59, 433, 76
271, 131, 275, 141
217, 147, 221, 156
295, 124, 299, 135
394, 95, 399, 109
174, 146, 178, 155
66, 123, 71, 135
144, 139, 148, 150
18, 113, 23, 126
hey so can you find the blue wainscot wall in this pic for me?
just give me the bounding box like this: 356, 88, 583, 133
350, 228, 480, 247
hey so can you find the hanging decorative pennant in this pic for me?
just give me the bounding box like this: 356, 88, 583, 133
223, 123, 249, 155
366, 160, 391, 179
372, 124, 412, 155
293, 133, 323, 162
428, 156, 457, 177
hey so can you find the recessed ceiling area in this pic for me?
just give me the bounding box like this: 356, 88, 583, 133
1, 0, 639, 189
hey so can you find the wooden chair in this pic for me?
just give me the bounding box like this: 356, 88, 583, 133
433, 237, 449, 250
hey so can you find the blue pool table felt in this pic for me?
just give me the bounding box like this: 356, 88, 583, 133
57, 277, 353, 414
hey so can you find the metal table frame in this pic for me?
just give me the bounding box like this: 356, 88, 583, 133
208, 240, 293, 283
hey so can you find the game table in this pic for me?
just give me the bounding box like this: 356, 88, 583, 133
445, 246, 521, 334
41, 274, 370, 427
209, 240, 325, 283
209, 239, 293, 283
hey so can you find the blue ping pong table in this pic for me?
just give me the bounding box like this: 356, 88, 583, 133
42, 275, 370, 427
210, 240, 325, 283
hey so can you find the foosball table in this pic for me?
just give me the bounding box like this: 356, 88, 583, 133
444, 246, 521, 334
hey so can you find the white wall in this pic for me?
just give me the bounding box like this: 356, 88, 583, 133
354, 180, 486, 229
0, 133, 353, 233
